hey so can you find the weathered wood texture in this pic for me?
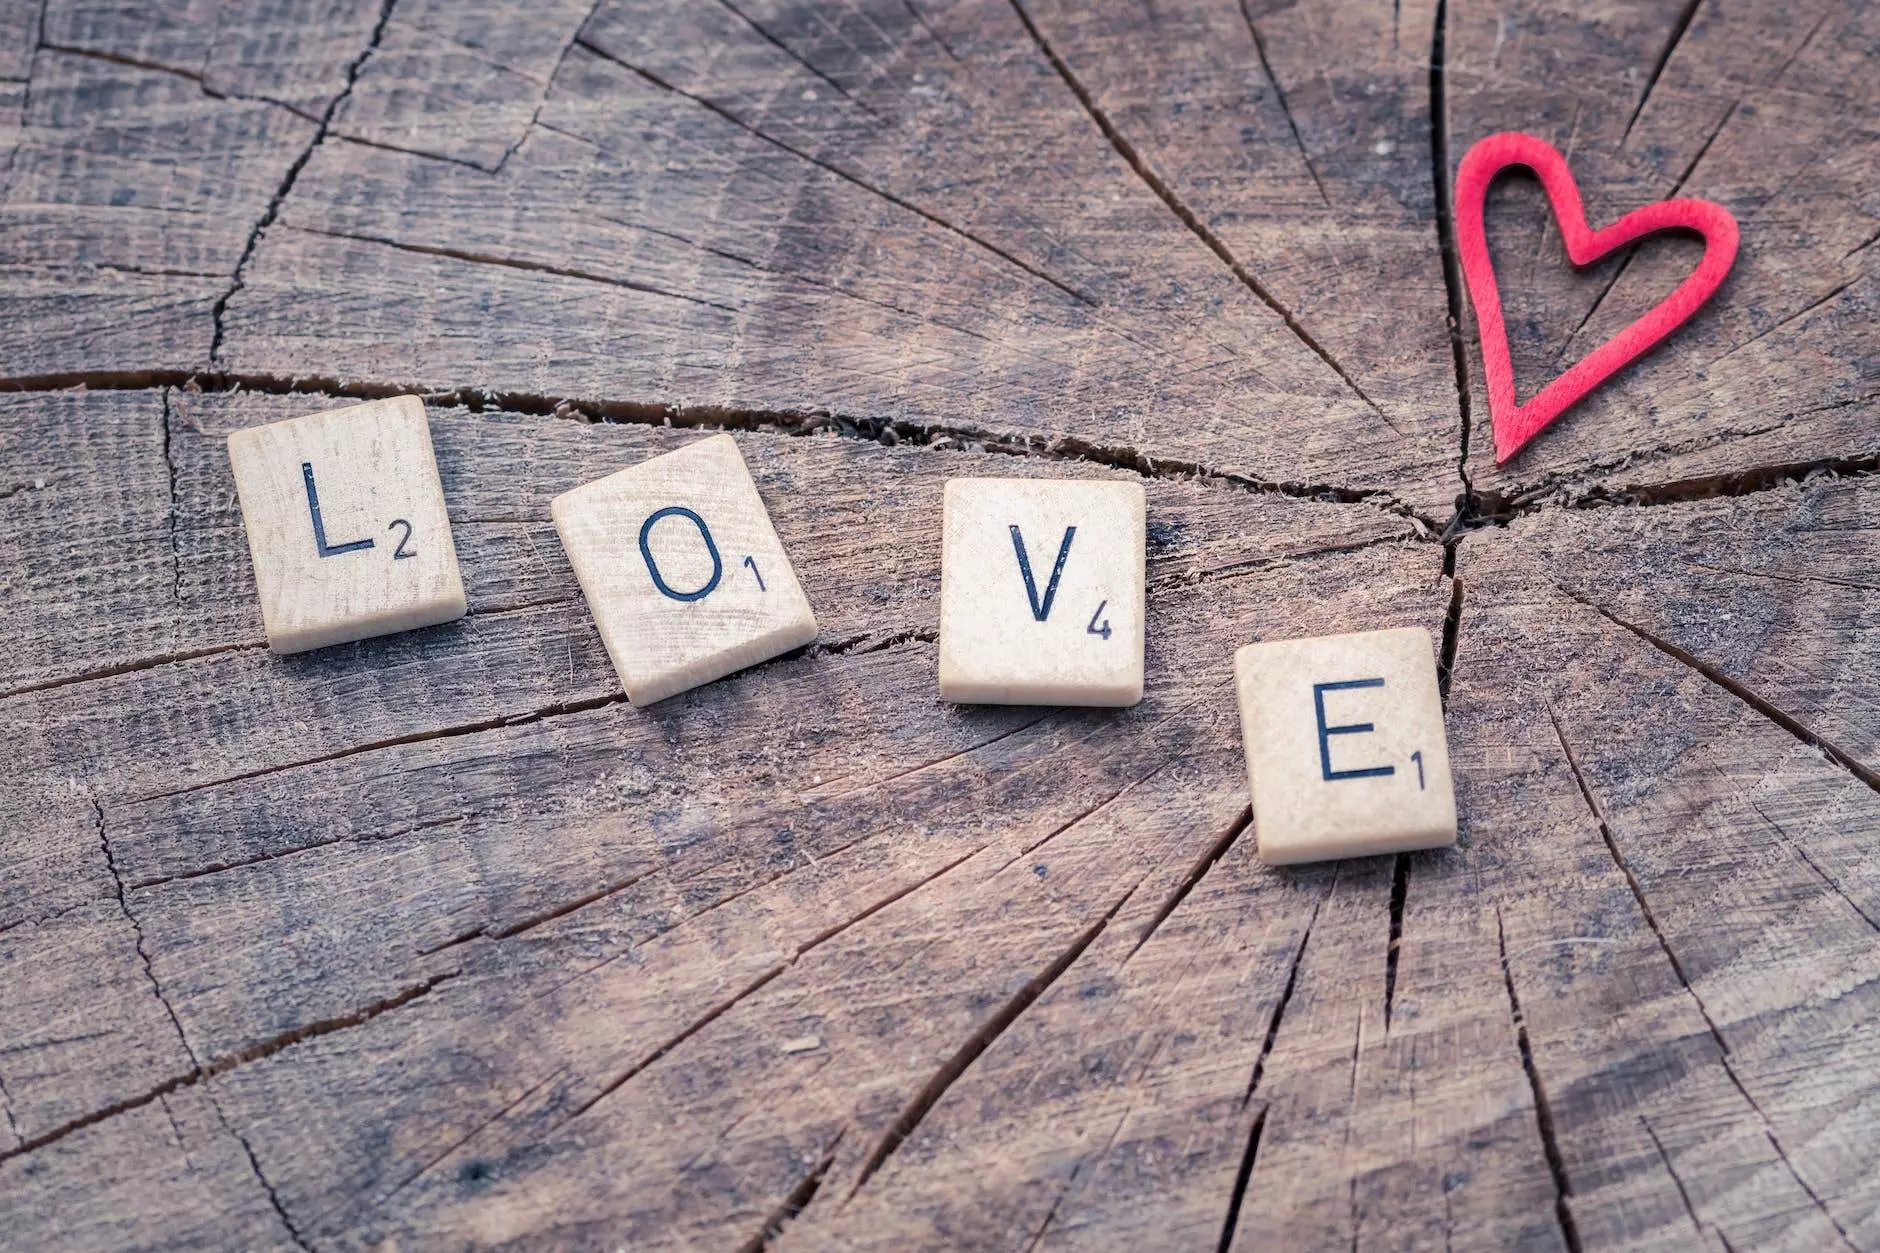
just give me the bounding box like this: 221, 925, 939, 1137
1, 0, 1875, 1248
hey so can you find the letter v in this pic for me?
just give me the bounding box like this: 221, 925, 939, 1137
1009, 524, 1076, 621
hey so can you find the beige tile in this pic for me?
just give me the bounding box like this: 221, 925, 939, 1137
551, 433, 817, 706
227, 395, 466, 654
938, 477, 1145, 707
1234, 627, 1456, 865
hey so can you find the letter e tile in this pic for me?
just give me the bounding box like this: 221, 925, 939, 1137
227, 395, 467, 653
939, 477, 1145, 706
551, 434, 818, 706
1234, 627, 1456, 864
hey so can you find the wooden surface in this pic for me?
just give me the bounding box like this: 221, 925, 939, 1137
1, 0, 1875, 1249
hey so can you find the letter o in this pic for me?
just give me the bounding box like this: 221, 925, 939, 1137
638, 506, 723, 602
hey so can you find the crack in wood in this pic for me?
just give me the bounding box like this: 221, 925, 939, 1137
1005, 0, 1398, 433
36, 41, 322, 123
735, 1128, 847, 1252
476, 1, 606, 176
159, 389, 183, 610
208, 0, 398, 363
1742, 793, 1880, 934
1215, 1103, 1267, 1253
0, 791, 454, 1245
429, 866, 663, 953
817, 712, 1050, 803
86, 789, 207, 1075
1127, 805, 1252, 960
572, 36, 1098, 309
0, 1069, 198, 1166
1495, 906, 1583, 1253
1020, 1102, 1131, 1253
1436, 573, 1464, 704
0, 897, 112, 939
557, 962, 769, 1121
1382, 852, 1410, 1033
1564, 593, 1880, 794
0, 1067, 20, 1146
1556, 77, 1749, 375
1552, 243, 1641, 369
708, 0, 881, 122
1544, 699, 1730, 1055
126, 692, 631, 807
1240, 883, 1325, 1111
565, 847, 985, 1129
296, 225, 742, 312
0, 969, 459, 1170
1701, 278, 1860, 370
1470, 448, 1877, 519
847, 876, 1146, 1198
899, 0, 961, 64
1238, 5, 1329, 209
994, 758, 1175, 874
375, 1065, 569, 1207
0, 641, 267, 701
1146, 529, 1431, 593
223, 1108, 315, 1252
1623, 0, 1708, 145
367, 843, 997, 1221
0, 370, 1402, 509
576, 206, 1039, 356
330, 129, 505, 174
1686, 560, 1880, 595
1751, 1122, 1860, 1251
1427, 0, 1474, 515
122, 804, 483, 893
1535, 697, 1865, 1243
1344, 1003, 1365, 1250
0, 1030, 117, 1058
1638, 1113, 1714, 1246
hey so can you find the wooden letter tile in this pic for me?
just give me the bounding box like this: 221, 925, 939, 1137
228, 395, 466, 654
551, 434, 818, 706
1234, 627, 1456, 864
939, 477, 1145, 706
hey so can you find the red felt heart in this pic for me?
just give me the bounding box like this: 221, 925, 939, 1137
1454, 132, 1739, 463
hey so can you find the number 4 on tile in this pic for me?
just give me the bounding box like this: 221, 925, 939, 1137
1087, 600, 1111, 639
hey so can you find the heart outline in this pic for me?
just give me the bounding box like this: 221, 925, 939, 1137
1454, 131, 1739, 463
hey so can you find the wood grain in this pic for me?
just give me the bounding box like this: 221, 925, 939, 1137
2, 0, 1876, 1247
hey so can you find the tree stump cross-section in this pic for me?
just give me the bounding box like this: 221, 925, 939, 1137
1, 0, 1876, 1249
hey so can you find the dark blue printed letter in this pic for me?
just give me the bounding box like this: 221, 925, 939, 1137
1314, 678, 1396, 782
640, 506, 723, 602
302, 463, 374, 558
1009, 524, 1075, 622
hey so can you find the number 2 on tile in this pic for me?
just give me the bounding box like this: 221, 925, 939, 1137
1086, 600, 1111, 640
743, 555, 766, 591
1410, 750, 1425, 790
388, 518, 416, 560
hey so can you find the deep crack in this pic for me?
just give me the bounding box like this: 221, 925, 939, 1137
1496, 907, 1583, 1253
1006, 0, 1397, 431
208, 0, 398, 362
849, 878, 1145, 1195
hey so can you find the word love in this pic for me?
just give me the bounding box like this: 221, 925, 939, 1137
229, 413, 1458, 865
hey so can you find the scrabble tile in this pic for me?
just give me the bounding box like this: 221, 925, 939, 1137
551, 433, 818, 706
939, 477, 1145, 706
1234, 627, 1456, 865
228, 395, 466, 654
